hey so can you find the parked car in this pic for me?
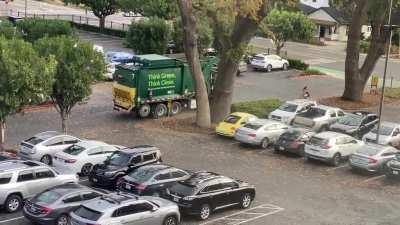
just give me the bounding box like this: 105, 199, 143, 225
235, 119, 289, 149
292, 105, 345, 132
216, 112, 257, 137
250, 54, 289, 72
329, 111, 379, 139
0, 160, 78, 213
274, 128, 315, 156
18, 131, 80, 165
304, 132, 364, 166
349, 143, 399, 173
23, 183, 107, 225
53, 141, 122, 176
69, 192, 180, 225
0, 151, 18, 161
269, 99, 316, 124
118, 164, 190, 197
237, 60, 248, 76
89, 145, 162, 188
165, 171, 255, 220
385, 153, 400, 179
362, 122, 400, 147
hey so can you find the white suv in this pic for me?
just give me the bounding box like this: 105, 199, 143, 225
250, 54, 289, 72
269, 99, 316, 124
305, 132, 364, 166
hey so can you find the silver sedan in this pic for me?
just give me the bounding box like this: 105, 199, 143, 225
349, 143, 399, 172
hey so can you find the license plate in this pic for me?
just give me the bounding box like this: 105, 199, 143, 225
279, 146, 285, 151
173, 197, 179, 202
92, 178, 98, 182
393, 171, 399, 175
125, 184, 131, 190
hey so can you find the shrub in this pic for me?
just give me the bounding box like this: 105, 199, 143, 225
16, 18, 73, 42
0, 20, 19, 39
72, 23, 127, 38
301, 68, 326, 76
385, 88, 400, 99
126, 17, 170, 54
231, 99, 282, 118
287, 58, 309, 71
360, 40, 369, 53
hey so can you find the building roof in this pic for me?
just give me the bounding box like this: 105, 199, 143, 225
298, 3, 316, 15
319, 7, 350, 25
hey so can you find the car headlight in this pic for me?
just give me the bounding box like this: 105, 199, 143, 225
183, 196, 195, 201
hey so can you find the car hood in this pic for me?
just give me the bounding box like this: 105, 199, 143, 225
330, 123, 358, 132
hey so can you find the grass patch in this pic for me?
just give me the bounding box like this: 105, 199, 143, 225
385, 88, 400, 99
231, 99, 282, 118
301, 68, 326, 76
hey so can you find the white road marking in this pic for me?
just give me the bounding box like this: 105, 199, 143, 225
199, 203, 284, 225
0, 216, 25, 224
362, 175, 386, 183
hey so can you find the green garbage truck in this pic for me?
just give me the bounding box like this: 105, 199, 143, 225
112, 54, 216, 118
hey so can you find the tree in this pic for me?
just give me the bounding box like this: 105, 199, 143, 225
332, 0, 396, 101
35, 36, 105, 133
126, 17, 170, 54
260, 10, 315, 55
0, 37, 55, 148
63, 0, 119, 29
177, 0, 211, 128
118, 0, 178, 19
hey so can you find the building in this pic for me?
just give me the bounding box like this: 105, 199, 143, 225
300, 0, 329, 8
299, 3, 350, 42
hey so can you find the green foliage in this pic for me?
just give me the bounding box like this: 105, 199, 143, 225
126, 17, 170, 54
231, 99, 282, 118
287, 58, 309, 71
385, 88, 400, 99
302, 68, 326, 76
118, 0, 178, 19
72, 22, 127, 37
359, 40, 369, 53
0, 37, 55, 122
35, 36, 105, 131
16, 19, 73, 42
0, 20, 19, 39
172, 17, 214, 54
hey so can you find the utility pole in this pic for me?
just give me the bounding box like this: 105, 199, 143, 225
376, 0, 394, 143
24, 0, 27, 17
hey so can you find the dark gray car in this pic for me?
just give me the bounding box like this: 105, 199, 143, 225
23, 183, 107, 225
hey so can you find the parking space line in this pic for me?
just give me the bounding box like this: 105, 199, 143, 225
234, 208, 284, 225
0, 216, 24, 224
362, 175, 385, 183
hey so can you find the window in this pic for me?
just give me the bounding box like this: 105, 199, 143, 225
330, 111, 337, 117
63, 194, 82, 203
202, 184, 223, 193
337, 111, 345, 117
45, 137, 64, 147
130, 155, 142, 164
74, 206, 102, 221
221, 181, 238, 189
63, 136, 79, 145
154, 173, 171, 181
143, 153, 155, 162
35, 169, 55, 179
172, 170, 187, 178
17, 170, 34, 182
33, 191, 62, 204
0, 173, 13, 184
82, 192, 101, 201
88, 147, 103, 156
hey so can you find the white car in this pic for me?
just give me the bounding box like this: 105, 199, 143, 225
250, 54, 289, 72
305, 132, 364, 166
53, 140, 122, 176
18, 131, 80, 165
269, 99, 317, 124
362, 122, 400, 147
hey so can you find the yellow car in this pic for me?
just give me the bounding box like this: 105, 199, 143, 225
216, 112, 258, 137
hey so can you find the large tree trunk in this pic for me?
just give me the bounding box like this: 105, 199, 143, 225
0, 120, 5, 150
177, 0, 211, 128
60, 112, 68, 134
99, 17, 106, 30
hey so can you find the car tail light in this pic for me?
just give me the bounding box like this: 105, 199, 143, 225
368, 158, 378, 164
40, 206, 53, 215
322, 144, 332, 149
65, 159, 76, 163
136, 184, 147, 191
248, 133, 256, 138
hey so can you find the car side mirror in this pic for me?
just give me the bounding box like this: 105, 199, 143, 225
151, 206, 158, 212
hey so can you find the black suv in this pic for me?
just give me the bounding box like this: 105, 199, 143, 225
89, 145, 161, 188
164, 171, 256, 220
329, 111, 379, 139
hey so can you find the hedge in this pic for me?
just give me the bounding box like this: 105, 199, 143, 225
16, 18, 73, 42
287, 58, 309, 71
231, 99, 282, 118
72, 23, 127, 38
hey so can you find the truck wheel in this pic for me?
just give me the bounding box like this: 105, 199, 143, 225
171, 101, 182, 115
139, 104, 151, 118
153, 103, 168, 119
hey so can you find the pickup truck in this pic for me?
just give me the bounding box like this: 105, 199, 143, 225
292, 105, 345, 132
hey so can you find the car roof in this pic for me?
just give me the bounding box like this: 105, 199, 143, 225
230, 112, 255, 118
120, 145, 159, 154
83, 193, 138, 212
251, 119, 284, 126
76, 140, 109, 149
49, 183, 92, 196
351, 111, 375, 117
135, 164, 173, 173
286, 99, 316, 105
34, 131, 62, 140
314, 131, 348, 139
285, 128, 314, 134
312, 105, 341, 111
0, 160, 42, 173
182, 171, 225, 187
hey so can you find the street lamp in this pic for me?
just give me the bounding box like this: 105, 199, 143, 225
376, 0, 394, 143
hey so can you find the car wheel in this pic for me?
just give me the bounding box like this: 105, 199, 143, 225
138, 104, 151, 118
81, 163, 93, 176
266, 65, 272, 72
56, 214, 69, 225
261, 138, 269, 149
163, 216, 178, 225
171, 101, 182, 116
5, 194, 22, 213
199, 204, 211, 220
283, 63, 288, 71
331, 153, 341, 166
240, 193, 252, 209
153, 103, 168, 119
40, 154, 52, 165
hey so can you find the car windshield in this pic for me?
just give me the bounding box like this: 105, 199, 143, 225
309, 136, 329, 146
281, 130, 302, 141
371, 125, 394, 136
337, 114, 363, 126
107, 151, 131, 166
33, 190, 62, 204
356, 145, 381, 156
63, 145, 85, 155
170, 182, 197, 196
127, 167, 158, 183
24, 137, 45, 145
244, 123, 263, 130
253, 56, 264, 61
224, 115, 241, 124
74, 206, 102, 221
278, 103, 298, 112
